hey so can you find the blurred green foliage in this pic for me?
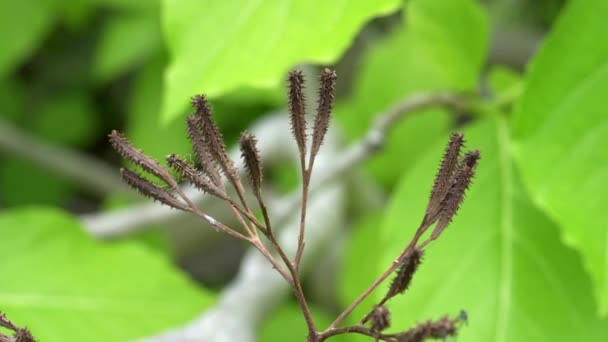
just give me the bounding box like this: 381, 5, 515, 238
1, 0, 606, 341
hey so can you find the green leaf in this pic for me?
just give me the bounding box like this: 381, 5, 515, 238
336, 0, 488, 187
511, 0, 608, 314
160, 0, 402, 122
0, 208, 215, 341
95, 0, 159, 12
93, 13, 162, 82
126, 57, 192, 162
339, 214, 383, 326
0, 0, 54, 78
379, 117, 608, 341
488, 66, 521, 96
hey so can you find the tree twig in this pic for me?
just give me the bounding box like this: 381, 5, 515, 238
0, 117, 131, 198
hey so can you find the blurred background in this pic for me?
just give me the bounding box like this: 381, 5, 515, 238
2, 0, 607, 341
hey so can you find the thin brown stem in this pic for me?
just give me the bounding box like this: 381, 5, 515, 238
327, 256, 403, 330
294, 166, 312, 269
250, 238, 292, 283
262, 214, 318, 340
319, 325, 396, 341
188, 208, 250, 242
228, 203, 256, 237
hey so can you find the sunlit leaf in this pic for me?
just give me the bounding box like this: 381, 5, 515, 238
160, 0, 402, 121
336, 0, 488, 187
0, 208, 215, 341
379, 117, 608, 341
511, 0, 608, 314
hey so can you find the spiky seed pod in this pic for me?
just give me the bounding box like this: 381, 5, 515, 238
166, 154, 227, 200
109, 130, 175, 186
190, 95, 241, 193
385, 248, 423, 301
14, 328, 36, 342
427, 316, 458, 339
120, 168, 189, 211
425, 132, 465, 223
370, 305, 391, 333
310, 68, 337, 162
431, 150, 480, 239
239, 131, 263, 197
0, 312, 17, 331
287, 69, 307, 158
185, 115, 222, 187
395, 316, 458, 342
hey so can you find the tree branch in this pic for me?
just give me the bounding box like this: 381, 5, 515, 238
0, 117, 131, 198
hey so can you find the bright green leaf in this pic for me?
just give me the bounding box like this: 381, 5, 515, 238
0, 208, 215, 341
511, 0, 608, 314
336, 0, 488, 187
488, 66, 521, 96
95, 0, 159, 12
127, 57, 192, 162
380, 117, 608, 341
0, 0, 54, 78
339, 214, 383, 327
160, 0, 402, 121
93, 13, 162, 82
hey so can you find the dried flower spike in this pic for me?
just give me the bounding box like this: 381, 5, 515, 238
239, 131, 263, 197
120, 168, 189, 211
310, 68, 337, 162
166, 154, 227, 200
191, 95, 239, 184
287, 69, 307, 158
396, 316, 458, 342
190, 94, 250, 208
109, 130, 175, 186
370, 305, 391, 333
431, 150, 480, 240
186, 115, 222, 187
384, 248, 423, 303
14, 328, 36, 342
424, 132, 464, 225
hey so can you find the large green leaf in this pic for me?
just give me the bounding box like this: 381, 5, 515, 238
378, 117, 607, 341
160, 0, 401, 121
339, 215, 383, 326
127, 57, 191, 162
0, 0, 54, 78
0, 208, 215, 341
336, 0, 488, 187
511, 0, 608, 314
